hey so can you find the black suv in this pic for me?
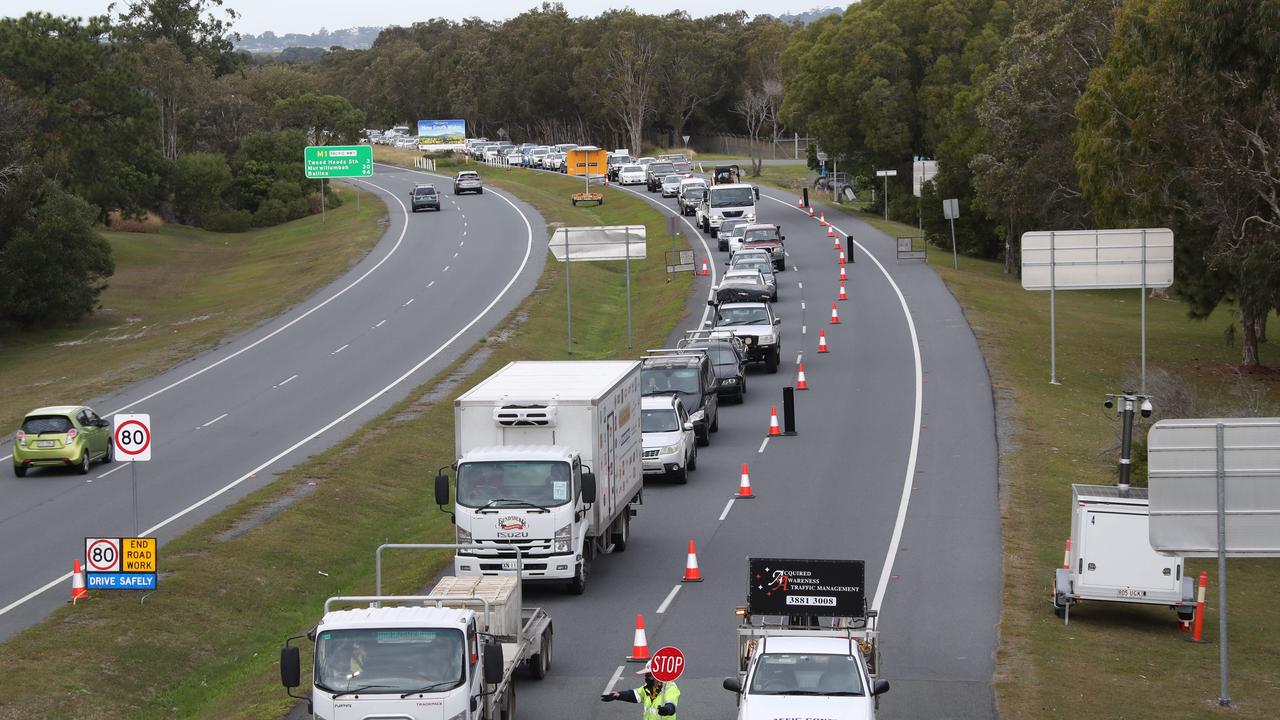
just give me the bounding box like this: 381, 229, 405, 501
410, 184, 441, 212
645, 162, 676, 192
680, 333, 747, 403
640, 350, 719, 445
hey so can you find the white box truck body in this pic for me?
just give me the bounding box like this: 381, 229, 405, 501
447, 361, 643, 594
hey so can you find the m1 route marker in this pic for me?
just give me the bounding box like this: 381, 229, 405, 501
114, 413, 151, 535
648, 646, 685, 683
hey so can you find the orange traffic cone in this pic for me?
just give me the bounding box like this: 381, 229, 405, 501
820, 212, 827, 226
682, 540, 704, 582
736, 463, 756, 498
807, 206, 815, 218
834, 234, 842, 250
768, 406, 781, 436
796, 197, 803, 209
796, 363, 809, 390
818, 330, 829, 353
627, 613, 650, 662
698, 258, 710, 276
71, 559, 88, 604
839, 266, 848, 282
830, 303, 841, 324
827, 225, 835, 238
838, 283, 848, 301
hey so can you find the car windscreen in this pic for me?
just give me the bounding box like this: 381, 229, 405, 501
715, 306, 769, 326
455, 460, 574, 508
672, 161, 691, 172
724, 274, 764, 288
722, 220, 748, 236
458, 173, 479, 180
641, 409, 681, 433
22, 415, 74, 434
314, 628, 465, 696
648, 163, 675, 175
683, 188, 706, 199
733, 261, 770, 276
664, 174, 682, 184
711, 187, 755, 208
749, 653, 865, 696
744, 228, 779, 242
622, 165, 642, 173
415, 188, 436, 196
642, 366, 701, 395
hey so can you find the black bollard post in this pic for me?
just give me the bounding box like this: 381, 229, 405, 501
846, 234, 855, 264
802, 188, 810, 209
782, 386, 797, 435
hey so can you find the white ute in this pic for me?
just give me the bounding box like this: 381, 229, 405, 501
722, 558, 889, 720
281, 544, 552, 720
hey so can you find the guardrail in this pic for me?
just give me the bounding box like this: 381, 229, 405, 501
414, 157, 437, 171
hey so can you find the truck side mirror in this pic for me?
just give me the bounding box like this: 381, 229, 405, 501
435, 473, 451, 508
280, 645, 301, 689
722, 677, 742, 693
483, 642, 504, 684
872, 679, 890, 696
580, 472, 597, 504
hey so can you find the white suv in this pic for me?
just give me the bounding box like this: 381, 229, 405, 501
641, 395, 697, 483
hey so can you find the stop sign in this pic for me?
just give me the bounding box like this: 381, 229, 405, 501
649, 646, 685, 682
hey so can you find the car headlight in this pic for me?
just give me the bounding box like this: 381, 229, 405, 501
689, 410, 705, 423
554, 523, 571, 553
661, 444, 681, 455
759, 334, 776, 345
721, 378, 738, 385
456, 526, 472, 544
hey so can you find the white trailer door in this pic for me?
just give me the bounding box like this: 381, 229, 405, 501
1080, 509, 1179, 592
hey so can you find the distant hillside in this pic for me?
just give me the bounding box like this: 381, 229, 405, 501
774, 7, 843, 25
236, 27, 383, 53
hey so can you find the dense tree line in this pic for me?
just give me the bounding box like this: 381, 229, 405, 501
0, 0, 365, 330
781, 0, 1280, 366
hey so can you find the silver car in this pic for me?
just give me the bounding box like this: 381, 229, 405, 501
641, 394, 697, 483
661, 174, 683, 197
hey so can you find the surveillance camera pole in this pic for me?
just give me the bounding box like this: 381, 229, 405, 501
1105, 391, 1152, 494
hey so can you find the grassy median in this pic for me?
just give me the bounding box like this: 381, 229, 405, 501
0, 153, 692, 718
0, 187, 385, 433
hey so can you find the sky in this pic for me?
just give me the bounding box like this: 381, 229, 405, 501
19, 0, 817, 35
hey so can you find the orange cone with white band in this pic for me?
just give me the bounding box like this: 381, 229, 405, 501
796, 197, 803, 208
1062, 538, 1072, 569
838, 283, 848, 301
808, 206, 814, 218
71, 559, 88, 603
818, 330, 829, 353
627, 613, 650, 662
796, 363, 809, 390
682, 540, 704, 582
834, 233, 842, 249
768, 405, 781, 436
698, 258, 710, 276
839, 266, 847, 282
820, 212, 827, 226
830, 303, 841, 324
838, 249, 846, 265
736, 463, 755, 498
828, 225, 835, 238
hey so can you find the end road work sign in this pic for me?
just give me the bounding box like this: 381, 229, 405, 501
304, 145, 373, 179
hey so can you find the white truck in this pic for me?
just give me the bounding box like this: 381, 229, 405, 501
721, 558, 890, 720
697, 183, 757, 237
281, 544, 552, 720
436, 361, 643, 594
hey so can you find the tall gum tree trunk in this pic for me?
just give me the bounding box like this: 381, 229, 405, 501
1241, 308, 1261, 366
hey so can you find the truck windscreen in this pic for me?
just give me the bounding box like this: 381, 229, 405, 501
711, 187, 755, 208
314, 628, 464, 696
749, 653, 864, 696
457, 461, 574, 508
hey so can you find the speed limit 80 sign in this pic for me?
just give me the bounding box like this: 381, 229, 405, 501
112, 413, 152, 461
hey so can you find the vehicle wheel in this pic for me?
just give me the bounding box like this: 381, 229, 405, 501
766, 355, 780, 374
568, 562, 588, 595
478, 188, 484, 194
696, 429, 709, 447
771, 292, 778, 303
13, 464, 26, 478
688, 446, 697, 471
672, 463, 689, 485
778, 259, 786, 271
710, 412, 719, 433
738, 387, 747, 403
529, 626, 553, 679
102, 441, 114, 464
77, 452, 91, 475
611, 512, 631, 551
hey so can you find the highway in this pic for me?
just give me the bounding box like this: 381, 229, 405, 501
0, 165, 547, 641
512, 175, 1000, 720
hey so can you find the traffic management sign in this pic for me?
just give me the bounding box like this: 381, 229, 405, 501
85, 537, 157, 590
648, 646, 685, 682
304, 145, 374, 179
113, 413, 152, 461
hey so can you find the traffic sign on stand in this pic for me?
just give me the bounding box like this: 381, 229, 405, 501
84, 536, 157, 590
113, 414, 152, 461
648, 646, 685, 682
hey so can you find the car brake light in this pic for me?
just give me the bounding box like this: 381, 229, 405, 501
66, 428, 77, 442
15, 431, 24, 445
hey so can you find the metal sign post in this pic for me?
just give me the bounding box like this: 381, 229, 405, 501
1214, 422, 1231, 707
549, 226, 648, 355
625, 226, 632, 349
875, 170, 897, 220
113, 414, 152, 536
943, 198, 960, 270
1049, 231, 1057, 384
565, 229, 573, 355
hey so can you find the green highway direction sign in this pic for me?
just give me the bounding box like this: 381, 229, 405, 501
304, 145, 374, 179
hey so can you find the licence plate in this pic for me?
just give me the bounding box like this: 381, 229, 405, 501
500, 561, 518, 570
36, 440, 56, 448
1117, 588, 1147, 598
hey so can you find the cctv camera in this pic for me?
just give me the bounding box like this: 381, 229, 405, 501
1140, 399, 1153, 418
1104, 398, 1114, 410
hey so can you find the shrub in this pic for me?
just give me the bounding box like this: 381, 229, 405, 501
205, 209, 252, 233
173, 152, 233, 226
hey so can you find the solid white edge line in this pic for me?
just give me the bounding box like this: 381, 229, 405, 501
656, 584, 681, 614
96, 463, 128, 479
758, 437, 769, 454
762, 193, 923, 616
0, 177, 535, 620
603, 664, 626, 694
718, 498, 735, 522
200, 413, 228, 428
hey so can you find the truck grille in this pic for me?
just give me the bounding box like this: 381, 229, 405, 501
466, 538, 554, 557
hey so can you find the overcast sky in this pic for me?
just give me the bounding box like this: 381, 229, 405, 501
20, 1, 817, 35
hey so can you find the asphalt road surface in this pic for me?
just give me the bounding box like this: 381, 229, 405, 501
0, 164, 546, 641
512, 174, 1000, 720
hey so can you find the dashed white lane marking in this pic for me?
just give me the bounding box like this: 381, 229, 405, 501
802, 325, 807, 335
657, 584, 682, 614
275, 374, 299, 388
798, 282, 804, 289
460, 240, 465, 246
332, 344, 349, 355
374, 319, 387, 328
718, 498, 735, 522
603, 665, 626, 694
801, 301, 806, 310
758, 437, 769, 454
404, 298, 415, 307
443, 266, 450, 272
427, 281, 435, 288
96, 464, 128, 479
200, 413, 228, 428
453, 252, 459, 258
795, 353, 803, 365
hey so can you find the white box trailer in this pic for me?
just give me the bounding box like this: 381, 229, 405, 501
1052, 484, 1196, 624
438, 361, 643, 594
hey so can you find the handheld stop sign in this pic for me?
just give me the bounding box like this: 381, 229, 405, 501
648, 646, 685, 683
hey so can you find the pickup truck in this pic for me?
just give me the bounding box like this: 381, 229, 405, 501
739, 224, 786, 271
704, 301, 780, 373
454, 171, 483, 195
722, 558, 889, 720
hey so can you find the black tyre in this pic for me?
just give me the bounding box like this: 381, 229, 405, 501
688, 446, 698, 471
696, 428, 709, 447
478, 188, 484, 194
766, 354, 780, 374
672, 462, 689, 485
13, 464, 26, 478
102, 441, 114, 464
76, 452, 91, 475
568, 563, 588, 595
611, 512, 630, 552
710, 411, 719, 433
777, 259, 786, 271
529, 627, 553, 679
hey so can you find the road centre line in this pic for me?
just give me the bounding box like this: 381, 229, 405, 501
374, 319, 387, 328
427, 281, 435, 288
802, 325, 807, 335
275, 374, 299, 388
200, 413, 228, 428
656, 584, 682, 614
96, 464, 128, 480
718, 498, 735, 522
404, 298, 414, 306
1, 177, 535, 621
798, 282, 803, 289
758, 437, 769, 454
801, 301, 806, 310
453, 252, 459, 258
603, 665, 626, 694
764, 193, 924, 615
443, 266, 450, 272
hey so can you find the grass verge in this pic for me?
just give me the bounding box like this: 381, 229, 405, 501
0, 187, 385, 433
0, 153, 691, 719
922, 248, 1280, 717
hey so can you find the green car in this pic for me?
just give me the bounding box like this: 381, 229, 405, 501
13, 406, 113, 477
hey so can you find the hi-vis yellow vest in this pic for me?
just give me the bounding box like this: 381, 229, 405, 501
635, 682, 680, 720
